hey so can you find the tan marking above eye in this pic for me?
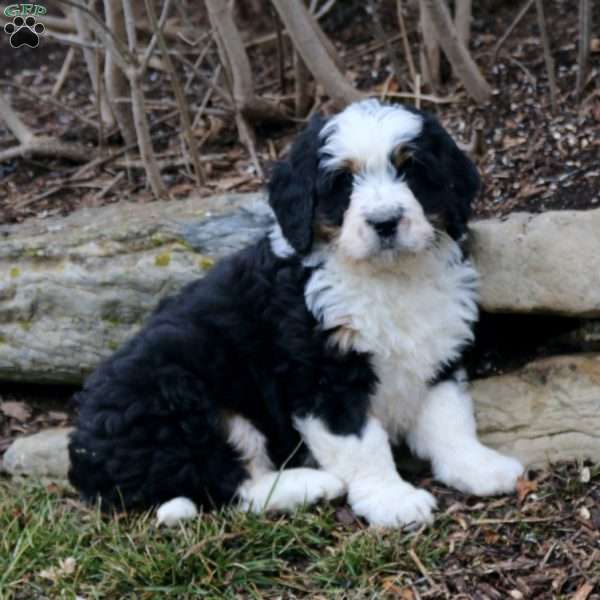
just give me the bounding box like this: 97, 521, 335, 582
341, 159, 360, 174
391, 145, 412, 169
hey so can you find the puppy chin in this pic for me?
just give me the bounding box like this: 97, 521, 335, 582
395, 226, 436, 254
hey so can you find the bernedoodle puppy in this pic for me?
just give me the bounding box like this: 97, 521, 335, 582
69, 99, 524, 528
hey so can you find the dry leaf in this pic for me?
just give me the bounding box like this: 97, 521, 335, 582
381, 577, 407, 596
1, 401, 32, 421
516, 476, 538, 503
571, 582, 594, 600
483, 528, 500, 544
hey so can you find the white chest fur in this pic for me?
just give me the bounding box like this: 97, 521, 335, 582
305, 237, 479, 441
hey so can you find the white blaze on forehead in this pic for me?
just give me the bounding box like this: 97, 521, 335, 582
320, 100, 423, 172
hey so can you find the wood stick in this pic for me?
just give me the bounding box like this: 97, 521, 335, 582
491, 0, 534, 61
420, 0, 492, 104
534, 0, 558, 113
143, 0, 205, 185
576, 0, 591, 100
396, 0, 417, 83
271, 0, 363, 108
52, 47, 76, 97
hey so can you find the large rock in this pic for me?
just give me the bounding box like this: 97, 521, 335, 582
2, 196, 600, 383
2, 427, 72, 480
470, 209, 600, 317
473, 354, 600, 467
0, 193, 270, 383
4, 354, 599, 481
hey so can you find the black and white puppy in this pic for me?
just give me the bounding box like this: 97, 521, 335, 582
69, 99, 524, 528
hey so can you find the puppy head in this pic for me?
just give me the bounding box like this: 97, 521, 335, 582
268, 99, 479, 261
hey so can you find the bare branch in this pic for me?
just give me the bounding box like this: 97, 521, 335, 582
144, 0, 205, 185
0, 93, 94, 164
140, 0, 174, 75
491, 0, 534, 61
420, 0, 440, 88
52, 47, 76, 97
104, 0, 136, 146
534, 0, 558, 112
576, 0, 592, 100
367, 0, 404, 89
454, 0, 471, 47
205, 0, 289, 122
396, 0, 417, 83
0, 93, 35, 145
70, 2, 114, 126
420, 0, 492, 103
122, 0, 167, 199
271, 0, 364, 108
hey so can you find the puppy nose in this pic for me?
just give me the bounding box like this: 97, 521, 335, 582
367, 213, 403, 238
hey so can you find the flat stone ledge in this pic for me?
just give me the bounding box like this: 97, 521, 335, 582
473, 354, 600, 467
4, 354, 599, 482
470, 209, 600, 317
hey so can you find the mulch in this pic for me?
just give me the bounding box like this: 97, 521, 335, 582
0, 0, 598, 225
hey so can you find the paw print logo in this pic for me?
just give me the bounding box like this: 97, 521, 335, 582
4, 15, 45, 48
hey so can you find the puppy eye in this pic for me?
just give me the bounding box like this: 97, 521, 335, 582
391, 146, 412, 170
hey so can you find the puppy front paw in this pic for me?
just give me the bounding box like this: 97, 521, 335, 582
349, 480, 437, 528
434, 444, 524, 496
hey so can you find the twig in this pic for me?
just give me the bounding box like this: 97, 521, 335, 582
184, 35, 214, 93
491, 0, 534, 61
367, 0, 404, 89
122, 0, 166, 198
576, 0, 591, 100
139, 0, 173, 75
176, 54, 232, 106
192, 64, 222, 129
205, 0, 289, 122
420, 0, 492, 103
52, 47, 76, 96
396, 0, 417, 83
454, 0, 471, 47
71, 0, 113, 126
93, 171, 126, 200
272, 5, 286, 95
409, 547, 437, 589
383, 89, 461, 105
420, 0, 440, 88
103, 0, 136, 146
271, 0, 363, 108
534, 0, 558, 113
144, 0, 205, 186
1, 80, 98, 129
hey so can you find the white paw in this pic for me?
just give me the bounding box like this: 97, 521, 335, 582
238, 468, 346, 513
156, 497, 198, 527
349, 480, 437, 528
434, 444, 524, 496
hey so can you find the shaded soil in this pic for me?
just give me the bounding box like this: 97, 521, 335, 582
0, 0, 598, 224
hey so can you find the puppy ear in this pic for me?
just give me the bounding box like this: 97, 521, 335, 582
421, 114, 480, 240
268, 115, 326, 255
444, 141, 480, 240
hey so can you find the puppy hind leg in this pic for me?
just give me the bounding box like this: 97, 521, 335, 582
407, 376, 524, 496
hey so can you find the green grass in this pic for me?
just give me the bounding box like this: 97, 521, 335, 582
0, 480, 436, 599
1, 464, 598, 599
